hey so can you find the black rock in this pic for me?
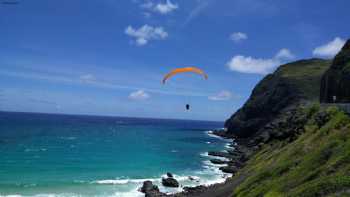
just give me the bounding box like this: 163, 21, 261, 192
166, 172, 173, 178
228, 160, 245, 168
208, 151, 231, 158
140, 181, 167, 197
145, 191, 167, 197
140, 181, 159, 193
212, 129, 235, 138
210, 159, 228, 165
226, 149, 242, 156
183, 185, 207, 194
162, 177, 179, 188
219, 166, 238, 174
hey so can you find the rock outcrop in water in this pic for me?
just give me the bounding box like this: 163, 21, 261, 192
140, 181, 166, 197
162, 175, 179, 188
320, 39, 350, 103
224, 58, 331, 138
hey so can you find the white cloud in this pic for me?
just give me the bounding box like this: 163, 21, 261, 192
140, 0, 178, 15
79, 74, 96, 83
129, 90, 150, 100
227, 56, 279, 74
313, 37, 346, 58
227, 48, 295, 75
230, 32, 248, 42
208, 90, 233, 101
125, 25, 168, 46
275, 48, 295, 60
154, 0, 178, 14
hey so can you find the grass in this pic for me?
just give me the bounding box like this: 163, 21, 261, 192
232, 105, 350, 197
275, 59, 331, 101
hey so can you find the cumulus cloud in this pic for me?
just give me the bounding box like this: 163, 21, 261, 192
129, 90, 150, 100
275, 48, 295, 60
155, 0, 178, 14
140, 0, 178, 15
227, 48, 295, 75
230, 32, 248, 42
125, 25, 168, 46
313, 37, 346, 58
208, 90, 233, 101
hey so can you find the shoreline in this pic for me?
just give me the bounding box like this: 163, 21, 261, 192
141, 129, 253, 197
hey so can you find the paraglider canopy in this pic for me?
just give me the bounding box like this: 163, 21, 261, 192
162, 67, 207, 111
162, 67, 208, 84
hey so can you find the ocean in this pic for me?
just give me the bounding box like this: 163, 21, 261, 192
0, 112, 231, 197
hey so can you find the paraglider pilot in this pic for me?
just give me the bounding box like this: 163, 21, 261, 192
162, 67, 208, 112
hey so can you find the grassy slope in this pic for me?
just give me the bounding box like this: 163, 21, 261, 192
275, 59, 331, 101
232, 105, 350, 197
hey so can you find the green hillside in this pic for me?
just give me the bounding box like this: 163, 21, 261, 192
275, 59, 331, 101
232, 105, 350, 196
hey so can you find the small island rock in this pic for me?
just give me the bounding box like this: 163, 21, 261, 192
162, 177, 179, 188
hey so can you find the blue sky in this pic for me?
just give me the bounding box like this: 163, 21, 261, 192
0, 0, 349, 121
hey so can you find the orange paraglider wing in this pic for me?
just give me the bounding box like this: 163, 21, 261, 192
162, 67, 208, 84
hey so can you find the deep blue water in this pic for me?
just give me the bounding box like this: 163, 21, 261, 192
0, 112, 230, 197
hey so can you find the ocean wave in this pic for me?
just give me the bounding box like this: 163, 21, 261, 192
0, 194, 81, 197
225, 143, 234, 149
93, 178, 159, 185
113, 190, 144, 197
200, 152, 230, 161
93, 173, 201, 186
205, 131, 231, 142
24, 148, 47, 152
161, 174, 200, 182
206, 130, 223, 139
202, 160, 226, 168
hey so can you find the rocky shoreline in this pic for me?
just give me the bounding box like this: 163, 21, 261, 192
139, 129, 254, 197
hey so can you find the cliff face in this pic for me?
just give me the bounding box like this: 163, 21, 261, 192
224, 59, 331, 138
320, 39, 350, 103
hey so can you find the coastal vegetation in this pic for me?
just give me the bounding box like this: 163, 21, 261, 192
232, 104, 350, 196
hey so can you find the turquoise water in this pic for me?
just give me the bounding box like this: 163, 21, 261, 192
0, 112, 230, 197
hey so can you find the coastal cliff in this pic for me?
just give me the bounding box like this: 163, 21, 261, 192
224, 58, 331, 138
320, 39, 350, 103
